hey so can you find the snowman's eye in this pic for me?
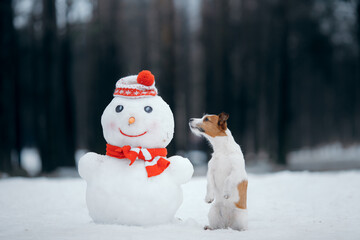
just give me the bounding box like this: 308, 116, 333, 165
144, 106, 153, 113
115, 105, 124, 113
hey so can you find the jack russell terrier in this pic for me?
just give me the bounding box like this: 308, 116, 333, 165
189, 112, 248, 231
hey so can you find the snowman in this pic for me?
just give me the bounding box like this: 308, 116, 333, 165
78, 70, 194, 226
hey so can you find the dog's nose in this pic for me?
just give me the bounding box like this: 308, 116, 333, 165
189, 118, 194, 122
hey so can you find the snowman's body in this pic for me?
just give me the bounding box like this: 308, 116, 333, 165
78, 73, 193, 226
79, 153, 189, 225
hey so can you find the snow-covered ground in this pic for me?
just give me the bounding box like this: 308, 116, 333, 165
288, 143, 360, 171
1, 171, 360, 240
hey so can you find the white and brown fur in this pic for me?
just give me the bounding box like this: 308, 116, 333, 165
189, 113, 248, 231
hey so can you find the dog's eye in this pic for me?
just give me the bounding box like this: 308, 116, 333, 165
115, 105, 124, 113
204, 117, 209, 122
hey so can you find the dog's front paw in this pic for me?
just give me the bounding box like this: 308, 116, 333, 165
223, 190, 232, 199
205, 195, 214, 204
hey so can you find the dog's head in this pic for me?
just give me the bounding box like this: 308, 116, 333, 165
189, 112, 229, 138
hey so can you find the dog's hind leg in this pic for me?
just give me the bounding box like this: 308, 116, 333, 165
207, 204, 226, 230
230, 180, 248, 230
230, 208, 248, 231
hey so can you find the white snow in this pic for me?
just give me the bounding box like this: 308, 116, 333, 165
75, 149, 88, 167
67, 0, 93, 25
313, 0, 357, 46
56, 0, 93, 28
13, 0, 35, 29
20, 148, 42, 177
1, 171, 360, 240
13, 0, 93, 29
288, 143, 360, 171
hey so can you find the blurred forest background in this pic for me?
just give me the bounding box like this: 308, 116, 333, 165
1, 0, 360, 176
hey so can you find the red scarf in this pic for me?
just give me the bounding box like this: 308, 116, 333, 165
106, 144, 170, 178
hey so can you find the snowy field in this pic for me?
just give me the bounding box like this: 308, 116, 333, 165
1, 171, 360, 240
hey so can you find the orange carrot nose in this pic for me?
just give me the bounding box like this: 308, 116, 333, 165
128, 117, 135, 125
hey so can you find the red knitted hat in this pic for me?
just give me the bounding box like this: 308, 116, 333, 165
113, 70, 158, 98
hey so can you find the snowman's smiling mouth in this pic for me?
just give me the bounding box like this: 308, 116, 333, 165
119, 128, 148, 137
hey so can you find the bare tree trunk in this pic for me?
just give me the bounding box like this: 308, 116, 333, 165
139, 0, 150, 69
173, 5, 190, 152
202, 0, 229, 114
88, 0, 123, 154
0, 0, 21, 174
187, 1, 206, 151
156, 0, 176, 154
277, 0, 290, 165
38, 0, 59, 172
356, 1, 360, 139
59, 0, 76, 166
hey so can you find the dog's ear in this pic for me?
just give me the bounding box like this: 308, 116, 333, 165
218, 112, 229, 130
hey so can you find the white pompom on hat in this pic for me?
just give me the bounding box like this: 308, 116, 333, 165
113, 70, 158, 98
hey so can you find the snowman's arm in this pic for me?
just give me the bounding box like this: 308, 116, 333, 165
166, 155, 194, 185
78, 152, 104, 181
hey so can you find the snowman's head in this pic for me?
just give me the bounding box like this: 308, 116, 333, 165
101, 71, 174, 148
